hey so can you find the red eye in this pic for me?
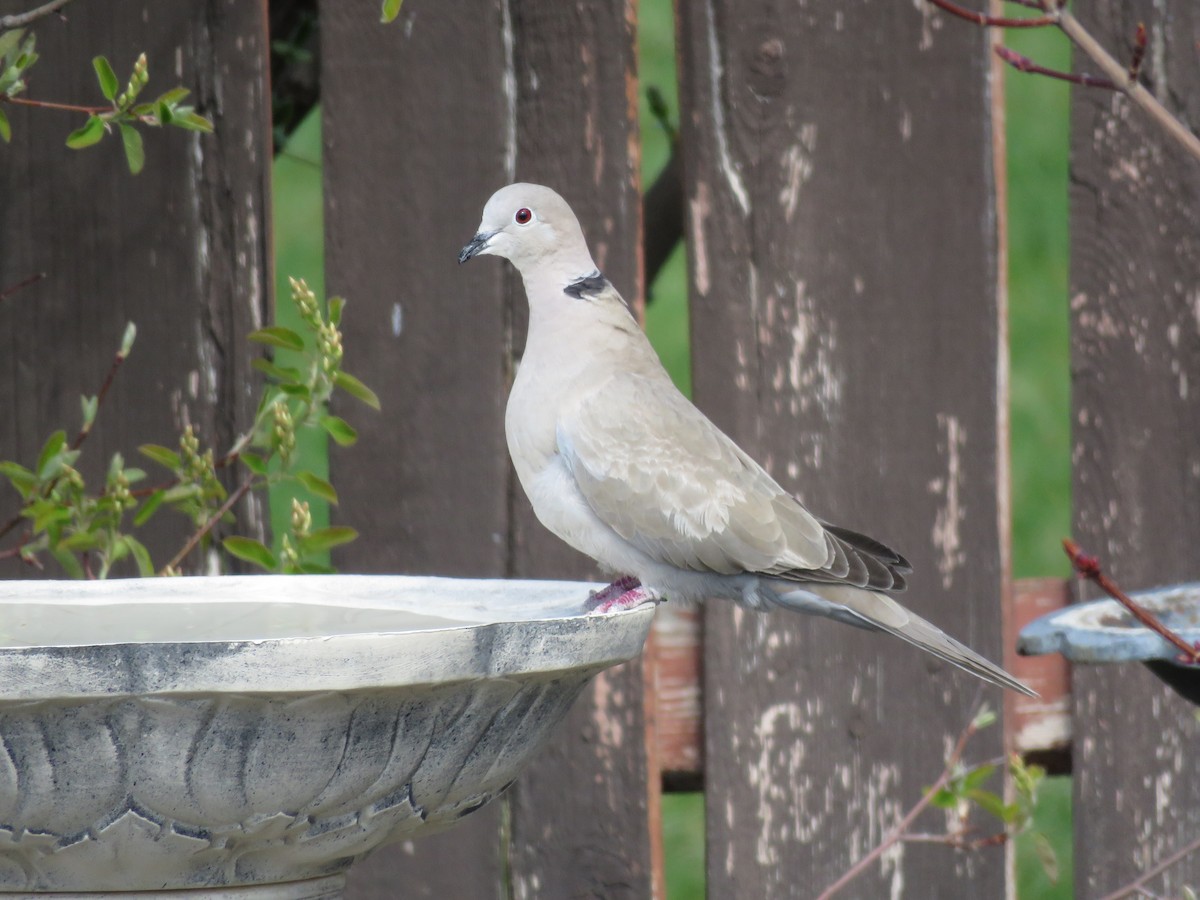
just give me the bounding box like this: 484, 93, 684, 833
514, 208, 532, 225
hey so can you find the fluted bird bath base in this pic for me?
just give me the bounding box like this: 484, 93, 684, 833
0, 575, 653, 896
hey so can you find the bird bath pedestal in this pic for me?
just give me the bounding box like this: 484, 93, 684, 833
0, 575, 653, 897
1017, 580, 1200, 705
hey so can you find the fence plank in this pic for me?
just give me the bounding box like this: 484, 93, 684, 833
324, 1, 653, 896
321, 2, 510, 896
0, 1, 271, 570
501, 4, 657, 898
1068, 1, 1200, 895
677, 2, 1010, 895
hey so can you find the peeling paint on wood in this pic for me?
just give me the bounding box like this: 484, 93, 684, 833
1068, 1, 1200, 895
678, 0, 1009, 894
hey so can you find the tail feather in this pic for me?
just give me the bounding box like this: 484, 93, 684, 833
774, 584, 1037, 698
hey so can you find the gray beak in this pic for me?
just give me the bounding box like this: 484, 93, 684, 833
458, 232, 493, 264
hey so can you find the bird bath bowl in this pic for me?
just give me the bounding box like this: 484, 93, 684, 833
0, 574, 653, 897
1017, 580, 1200, 705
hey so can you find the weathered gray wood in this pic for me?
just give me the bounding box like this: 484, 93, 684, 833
677, 1, 1009, 895
503, 3, 657, 898
0, 1, 271, 571
321, 2, 510, 895
324, 1, 653, 896
1068, 2, 1200, 895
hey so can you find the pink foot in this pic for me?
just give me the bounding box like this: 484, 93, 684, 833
585, 575, 641, 611
586, 578, 661, 615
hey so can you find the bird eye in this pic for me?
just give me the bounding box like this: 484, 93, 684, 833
514, 208, 532, 225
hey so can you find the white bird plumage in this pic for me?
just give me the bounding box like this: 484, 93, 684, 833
460, 182, 1034, 697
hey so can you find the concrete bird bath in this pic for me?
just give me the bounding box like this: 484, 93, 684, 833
1017, 581, 1200, 705
0, 574, 653, 897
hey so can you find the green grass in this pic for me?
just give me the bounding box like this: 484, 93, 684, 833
271, 4, 1074, 896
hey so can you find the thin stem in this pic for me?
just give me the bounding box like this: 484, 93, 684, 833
1063, 539, 1200, 665
70, 344, 128, 451
0, 272, 45, 303
927, 0, 1055, 28
0, 0, 72, 30
996, 45, 1118, 90
1097, 834, 1200, 900
816, 704, 984, 900
159, 475, 254, 575
1, 95, 107, 115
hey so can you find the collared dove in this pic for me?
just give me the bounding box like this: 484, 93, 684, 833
460, 183, 1034, 697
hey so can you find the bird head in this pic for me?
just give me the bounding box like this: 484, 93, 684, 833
458, 183, 595, 282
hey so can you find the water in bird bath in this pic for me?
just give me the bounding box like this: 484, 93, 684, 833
0, 600, 468, 647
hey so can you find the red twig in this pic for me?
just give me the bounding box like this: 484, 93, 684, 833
158, 474, 254, 575
996, 45, 1118, 90
926, 0, 1055, 28
0, 272, 45, 304
1063, 538, 1200, 665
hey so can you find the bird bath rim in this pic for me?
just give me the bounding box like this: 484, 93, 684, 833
0, 573, 653, 700
1017, 580, 1200, 706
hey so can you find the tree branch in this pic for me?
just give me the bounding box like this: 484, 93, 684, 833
1097, 833, 1200, 900
0, 0, 72, 31
158, 474, 254, 575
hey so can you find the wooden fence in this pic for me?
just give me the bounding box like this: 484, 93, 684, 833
1, 0, 1198, 896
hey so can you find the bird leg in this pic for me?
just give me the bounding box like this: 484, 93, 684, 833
585, 576, 661, 614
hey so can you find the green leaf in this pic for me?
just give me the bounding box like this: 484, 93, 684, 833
1032, 831, 1059, 883
50, 546, 84, 579
252, 358, 303, 383
928, 787, 958, 810
297, 526, 358, 554
139, 444, 181, 471
156, 100, 173, 125
119, 321, 137, 356
123, 536, 155, 577
965, 788, 1009, 822
327, 296, 345, 326
0, 461, 36, 497
248, 326, 305, 352
320, 415, 358, 447
380, 0, 403, 23
80, 394, 98, 430
239, 451, 268, 476
961, 764, 997, 791
118, 122, 144, 174
0, 29, 25, 62
223, 536, 277, 571
172, 110, 213, 133
297, 471, 338, 505
133, 489, 166, 526
93, 56, 119, 101
36, 430, 67, 478
58, 531, 102, 552
333, 371, 380, 410
0, 108, 9, 143
297, 561, 335, 575
155, 87, 190, 107
971, 705, 996, 731
66, 115, 105, 149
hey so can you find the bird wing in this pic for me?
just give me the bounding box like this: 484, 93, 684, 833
557, 372, 903, 586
